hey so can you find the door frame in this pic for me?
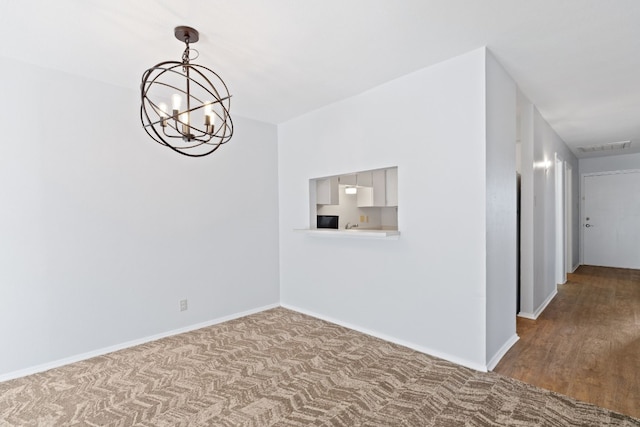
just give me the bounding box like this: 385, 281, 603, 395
564, 162, 573, 273
554, 153, 566, 285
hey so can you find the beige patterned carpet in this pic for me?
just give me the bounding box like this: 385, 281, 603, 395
1, 308, 638, 426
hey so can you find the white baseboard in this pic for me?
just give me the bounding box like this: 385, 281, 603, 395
570, 263, 580, 273
517, 311, 536, 320
3, 301, 515, 382
517, 288, 558, 320
487, 334, 519, 371
281, 303, 489, 372
0, 303, 279, 383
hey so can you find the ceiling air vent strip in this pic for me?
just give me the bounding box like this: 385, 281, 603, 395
577, 140, 631, 153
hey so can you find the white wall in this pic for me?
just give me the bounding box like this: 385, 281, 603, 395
0, 58, 280, 377
579, 152, 640, 175
518, 104, 579, 318
279, 48, 512, 370
484, 52, 517, 366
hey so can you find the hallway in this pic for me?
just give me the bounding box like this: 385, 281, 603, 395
494, 266, 640, 419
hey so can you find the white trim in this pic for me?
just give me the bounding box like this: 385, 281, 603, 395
487, 334, 519, 371
517, 288, 557, 320
565, 162, 572, 277
517, 311, 536, 320
580, 173, 586, 265
281, 303, 489, 372
554, 153, 566, 286
0, 303, 279, 383
570, 263, 579, 273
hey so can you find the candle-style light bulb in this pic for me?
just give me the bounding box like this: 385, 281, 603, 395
158, 102, 169, 127
158, 102, 169, 117
171, 94, 181, 116
180, 112, 190, 136
203, 101, 214, 134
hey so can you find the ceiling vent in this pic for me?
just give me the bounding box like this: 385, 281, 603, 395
577, 140, 631, 153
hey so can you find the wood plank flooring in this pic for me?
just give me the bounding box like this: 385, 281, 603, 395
494, 265, 640, 419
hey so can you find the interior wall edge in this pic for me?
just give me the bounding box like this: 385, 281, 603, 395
528, 287, 558, 320
487, 333, 519, 371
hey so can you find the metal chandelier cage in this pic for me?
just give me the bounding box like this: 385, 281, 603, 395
140, 26, 233, 157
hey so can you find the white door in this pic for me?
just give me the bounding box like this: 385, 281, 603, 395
582, 171, 640, 269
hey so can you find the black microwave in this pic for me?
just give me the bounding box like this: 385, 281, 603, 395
317, 215, 339, 229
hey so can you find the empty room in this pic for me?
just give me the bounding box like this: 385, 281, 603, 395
1, 1, 639, 425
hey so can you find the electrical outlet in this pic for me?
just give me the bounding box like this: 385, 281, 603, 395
180, 299, 188, 312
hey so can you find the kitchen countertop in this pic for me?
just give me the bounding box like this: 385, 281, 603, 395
294, 228, 400, 239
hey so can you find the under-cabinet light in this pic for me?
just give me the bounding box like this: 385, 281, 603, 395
345, 186, 357, 195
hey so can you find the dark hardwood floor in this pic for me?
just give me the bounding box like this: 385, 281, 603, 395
494, 265, 640, 419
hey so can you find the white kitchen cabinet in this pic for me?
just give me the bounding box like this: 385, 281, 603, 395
356, 171, 373, 187
339, 174, 357, 186
372, 169, 386, 207
314, 168, 394, 206
385, 167, 398, 206
357, 187, 374, 207
316, 176, 339, 205
363, 168, 398, 207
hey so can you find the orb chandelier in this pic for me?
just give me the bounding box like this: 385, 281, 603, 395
140, 26, 233, 157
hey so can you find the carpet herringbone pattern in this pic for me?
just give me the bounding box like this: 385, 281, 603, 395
1, 308, 638, 426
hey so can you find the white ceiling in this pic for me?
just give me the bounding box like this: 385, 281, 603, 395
2, 0, 639, 158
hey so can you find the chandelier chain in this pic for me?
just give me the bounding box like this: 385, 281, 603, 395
182, 39, 190, 64
181, 40, 200, 73
182, 39, 190, 73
